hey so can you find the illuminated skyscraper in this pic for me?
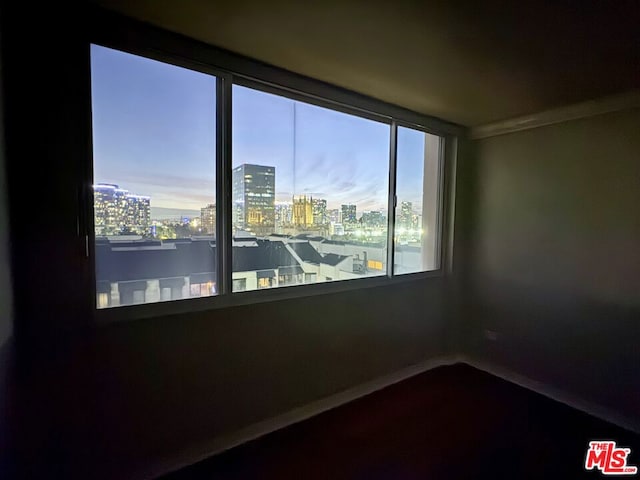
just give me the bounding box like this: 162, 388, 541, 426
293, 195, 313, 227
361, 210, 385, 227
341, 204, 357, 224
275, 202, 293, 228
94, 184, 125, 235
312, 198, 327, 225
399, 201, 413, 229
94, 184, 150, 236
124, 194, 151, 235
327, 208, 340, 224
232, 164, 276, 235
200, 204, 216, 234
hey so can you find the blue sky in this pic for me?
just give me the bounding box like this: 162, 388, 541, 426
91, 45, 427, 214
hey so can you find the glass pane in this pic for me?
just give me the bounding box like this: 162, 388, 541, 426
232, 85, 390, 291
91, 45, 217, 308
394, 126, 441, 274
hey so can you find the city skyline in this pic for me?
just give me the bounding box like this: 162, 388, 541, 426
94, 180, 422, 224
91, 44, 428, 214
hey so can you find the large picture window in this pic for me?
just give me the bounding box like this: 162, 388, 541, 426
231, 85, 390, 292
89, 43, 448, 312
91, 45, 217, 309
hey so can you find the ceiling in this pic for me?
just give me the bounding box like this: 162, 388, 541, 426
91, 0, 640, 126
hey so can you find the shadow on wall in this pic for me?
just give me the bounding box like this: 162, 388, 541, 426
0, 22, 15, 474
466, 276, 640, 430
0, 339, 15, 476
8, 278, 449, 479
464, 107, 640, 433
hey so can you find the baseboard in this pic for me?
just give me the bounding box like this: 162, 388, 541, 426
147, 354, 462, 480
460, 355, 640, 435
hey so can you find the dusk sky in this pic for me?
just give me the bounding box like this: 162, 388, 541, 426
91, 44, 427, 214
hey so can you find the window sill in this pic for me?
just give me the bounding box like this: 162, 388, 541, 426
94, 270, 445, 325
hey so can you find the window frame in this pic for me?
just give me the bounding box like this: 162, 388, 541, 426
86, 7, 462, 324
392, 121, 448, 276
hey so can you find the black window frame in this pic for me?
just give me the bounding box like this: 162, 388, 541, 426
85, 7, 462, 324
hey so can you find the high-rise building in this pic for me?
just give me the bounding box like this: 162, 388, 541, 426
341, 204, 357, 224
200, 204, 216, 234
232, 164, 276, 234
275, 202, 293, 227
94, 184, 150, 236
312, 198, 327, 225
361, 210, 385, 227
94, 184, 126, 235
327, 208, 340, 224
399, 201, 413, 229
293, 195, 313, 228
124, 194, 151, 234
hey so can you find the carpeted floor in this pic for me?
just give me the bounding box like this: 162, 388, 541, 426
162, 364, 640, 479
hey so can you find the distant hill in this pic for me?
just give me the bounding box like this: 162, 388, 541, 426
151, 207, 201, 220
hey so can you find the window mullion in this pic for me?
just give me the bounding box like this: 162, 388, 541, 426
216, 74, 233, 295
386, 121, 398, 278
439, 135, 456, 274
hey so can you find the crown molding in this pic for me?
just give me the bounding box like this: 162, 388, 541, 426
471, 90, 640, 139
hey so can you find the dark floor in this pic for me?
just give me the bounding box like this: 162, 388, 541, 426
163, 364, 639, 479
